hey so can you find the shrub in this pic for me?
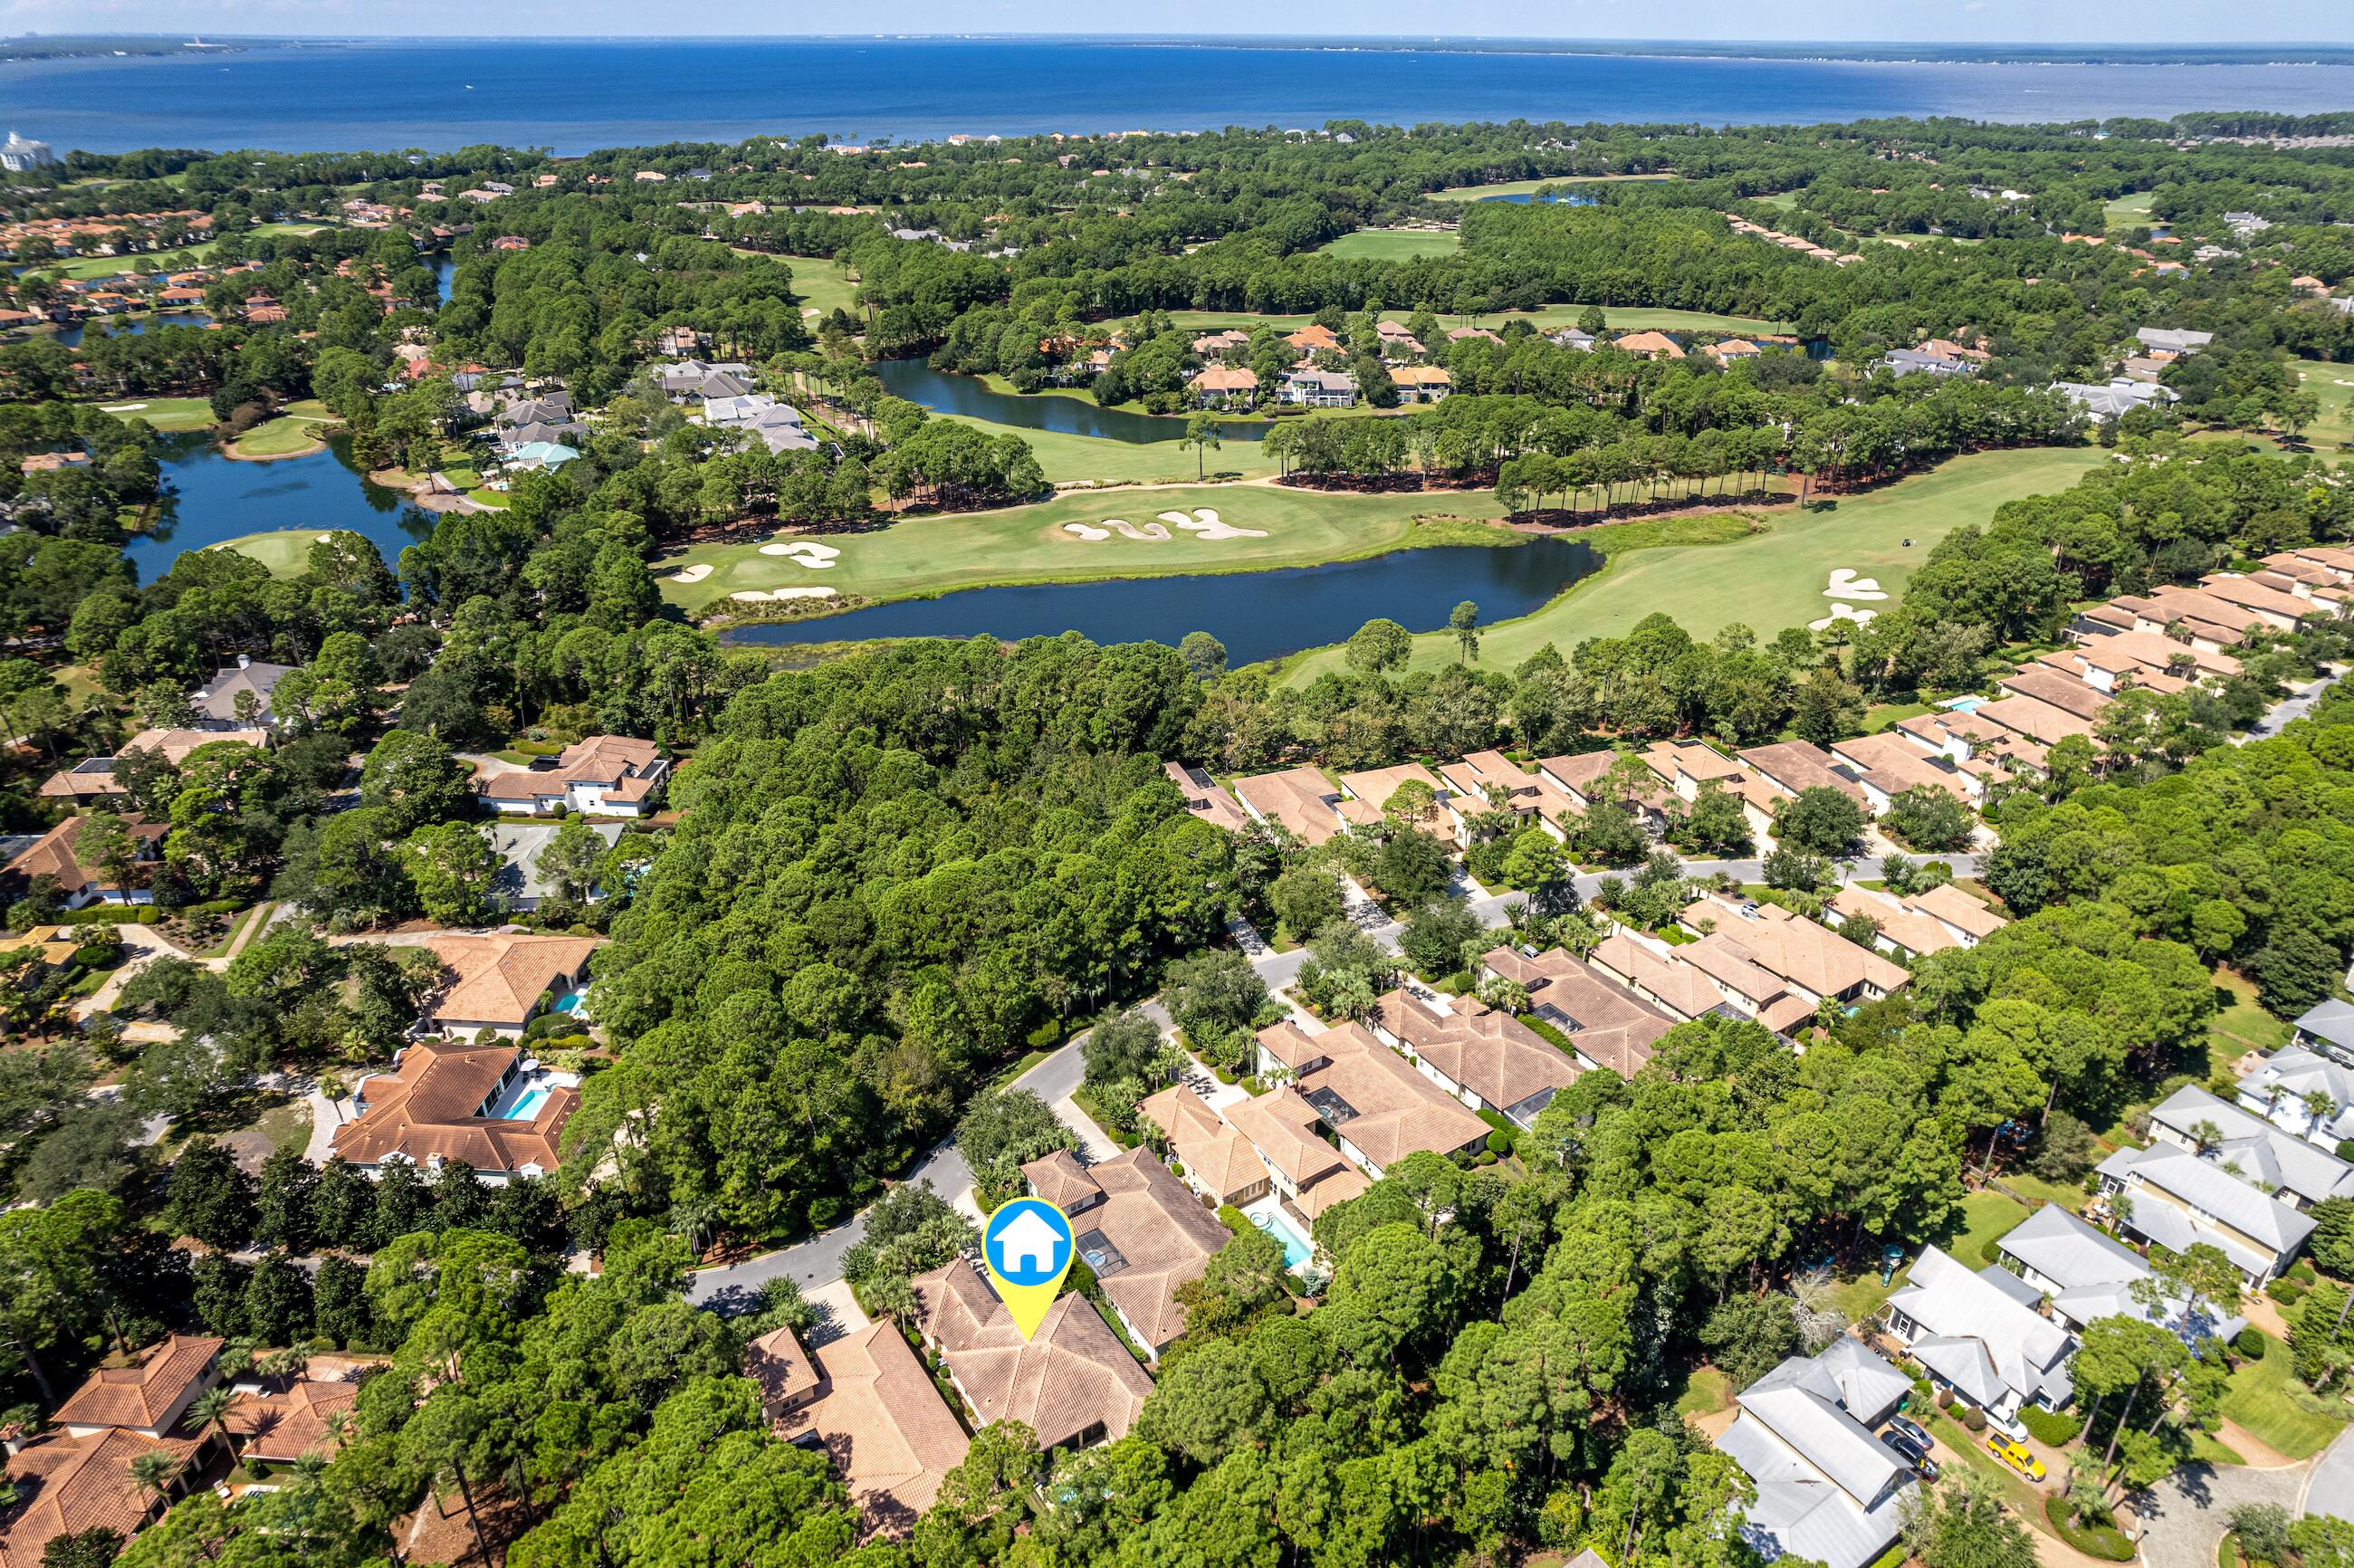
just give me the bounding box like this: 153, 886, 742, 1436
1960, 1404, 1986, 1432
1934, 1385, 1954, 1410
2019, 1405, 2082, 1446
2234, 1327, 2268, 1361
1979, 1236, 2005, 1265
2045, 1496, 2135, 1563
2289, 1259, 2317, 1286
1486, 1129, 1516, 1157
2267, 1278, 2305, 1308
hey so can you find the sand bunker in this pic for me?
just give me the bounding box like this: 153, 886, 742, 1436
667, 563, 713, 583
101, 403, 148, 413
1823, 569, 1889, 601
756, 539, 841, 568
1063, 522, 1111, 540
1808, 603, 1880, 631
802, 308, 821, 318
315, 533, 333, 542
730, 587, 837, 602
1162, 507, 1268, 540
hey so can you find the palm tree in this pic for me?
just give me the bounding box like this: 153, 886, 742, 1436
187, 1385, 241, 1463
128, 1450, 179, 1515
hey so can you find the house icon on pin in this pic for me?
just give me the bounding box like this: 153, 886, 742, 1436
993, 1208, 1063, 1277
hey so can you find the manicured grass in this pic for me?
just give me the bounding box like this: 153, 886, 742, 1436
1754, 191, 1802, 211
209, 529, 324, 578
1674, 1365, 1733, 1418
1282, 446, 2106, 682
1317, 229, 1461, 262
780, 253, 860, 320
924, 412, 1281, 485
1832, 1190, 2032, 1323
2102, 191, 2157, 232
95, 396, 215, 432
228, 411, 336, 458
656, 483, 1513, 615
1430, 173, 1680, 200
2188, 1430, 2246, 1467
2292, 359, 2354, 451
41, 240, 220, 281
2207, 967, 2293, 1075
2217, 1337, 2348, 1459
1153, 302, 1794, 337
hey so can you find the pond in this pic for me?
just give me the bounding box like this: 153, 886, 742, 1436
123, 430, 431, 582
874, 358, 1270, 445
723, 534, 1596, 666
47, 311, 213, 349
1478, 191, 1599, 205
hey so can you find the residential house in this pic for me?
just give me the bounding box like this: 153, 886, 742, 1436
485, 820, 623, 912
656, 361, 756, 402
2095, 1141, 2315, 1286
1282, 324, 1341, 355
53, 1334, 224, 1440
1367, 988, 1576, 1127
2051, 378, 2177, 419
40, 726, 266, 803
1992, 667, 2113, 722
1583, 927, 1754, 1028
1391, 365, 1452, 402
1738, 741, 1870, 813
1880, 348, 1974, 378
2234, 1046, 2354, 1153
1681, 891, 1909, 1010
2292, 998, 2354, 1063
1478, 944, 1675, 1077
2141, 1085, 2354, 1210
1336, 761, 1448, 824
1139, 1083, 1272, 1208
1231, 765, 1363, 846
189, 655, 293, 730
1252, 1018, 1490, 1177
332, 1037, 581, 1181
1890, 710, 2047, 790
1881, 1245, 2075, 1429
1446, 326, 1501, 345
1537, 751, 1670, 835
1162, 760, 1251, 833
1434, 751, 1562, 844
2193, 572, 2337, 631
1717, 1339, 1917, 1568
1220, 1085, 1371, 1219
751, 1322, 970, 1540
1640, 739, 1748, 802
1829, 731, 1978, 811
908, 1263, 1153, 1451
410, 932, 600, 1037
1019, 1148, 1229, 1358
504, 440, 580, 472
703, 393, 818, 454
2136, 327, 2215, 356
221, 1372, 361, 1465
1547, 327, 1595, 350
1612, 330, 1685, 359
1189, 366, 1258, 406
0, 1426, 206, 1567
1969, 692, 2096, 747
1827, 883, 2005, 961
1279, 368, 1357, 407
473, 735, 668, 817
19, 450, 91, 473
1702, 339, 1762, 363
1377, 319, 1425, 355
1, 815, 166, 908
1191, 328, 1251, 355
1995, 1204, 2244, 1343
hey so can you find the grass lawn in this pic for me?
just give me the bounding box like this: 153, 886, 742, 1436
657, 483, 1512, 615
228, 409, 337, 458
2206, 967, 2292, 1076
2102, 191, 2158, 232
2218, 1340, 2348, 1459
94, 396, 215, 432
1430, 173, 1681, 200
42, 240, 220, 281
1674, 1365, 1733, 1418
1281, 446, 2105, 683
1832, 1189, 2032, 1323
193, 904, 269, 961
1317, 229, 1461, 262
780, 253, 860, 320
209, 529, 325, 578
1754, 191, 1802, 210
925, 412, 1281, 485
1153, 302, 1794, 337
2292, 359, 2354, 452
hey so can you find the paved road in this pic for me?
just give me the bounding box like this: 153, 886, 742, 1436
2235, 670, 2343, 745
684, 1029, 1089, 1313
2301, 1425, 2354, 1524
2137, 1453, 2309, 1568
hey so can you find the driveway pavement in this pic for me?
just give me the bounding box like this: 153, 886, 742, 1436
2234, 668, 2344, 745
2135, 1452, 2309, 1568
2302, 1426, 2354, 1524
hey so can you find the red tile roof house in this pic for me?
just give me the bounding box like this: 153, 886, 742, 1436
472, 736, 668, 817
1366, 987, 1577, 1128
2, 816, 167, 909
748, 1322, 968, 1540
1, 1426, 208, 1567
909, 1262, 1152, 1453
1251, 1019, 1491, 1178
53, 1335, 224, 1440
331, 1037, 580, 1182
1020, 1148, 1229, 1360
410, 932, 601, 1038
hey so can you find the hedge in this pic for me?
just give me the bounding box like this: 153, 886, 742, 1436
2044, 1497, 2135, 1563
2234, 1327, 2268, 1361
2267, 1278, 2305, 1308
2019, 1405, 2082, 1447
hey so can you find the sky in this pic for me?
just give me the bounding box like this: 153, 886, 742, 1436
4, 0, 2351, 44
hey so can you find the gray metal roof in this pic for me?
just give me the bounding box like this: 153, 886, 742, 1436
2097, 1142, 2316, 1257
2145, 1085, 2354, 1206
1885, 1245, 2073, 1407
1998, 1204, 2147, 1293
2292, 1000, 2354, 1054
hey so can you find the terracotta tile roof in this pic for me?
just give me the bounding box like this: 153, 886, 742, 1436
1972, 693, 2096, 745
1479, 945, 1675, 1076
473, 736, 664, 804
1231, 765, 1349, 846
2196, 573, 2326, 624
1020, 1149, 1105, 1213
417, 933, 598, 1029
37, 728, 269, 801
330, 1040, 576, 1175
1641, 739, 1746, 789
1223, 1080, 1350, 1187
911, 1264, 1151, 1449
1371, 989, 1574, 1115
1188, 366, 1258, 392
2, 816, 165, 900
223, 1378, 359, 1463
747, 1325, 821, 1412
776, 1322, 969, 1539
1992, 667, 2111, 721
1162, 762, 1251, 833
1682, 895, 1909, 999
1588, 931, 1730, 1020
1830, 885, 1963, 959
1911, 882, 2005, 940
1138, 1085, 1268, 1205
1337, 763, 1446, 817
1612, 330, 1685, 359
52, 1335, 222, 1432
1391, 365, 1452, 386
0, 1428, 196, 1566
1737, 741, 1867, 805
1287, 1020, 1492, 1169
1830, 731, 1976, 802
1050, 1149, 1229, 1351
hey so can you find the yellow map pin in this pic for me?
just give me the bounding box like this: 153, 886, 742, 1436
981, 1197, 1076, 1340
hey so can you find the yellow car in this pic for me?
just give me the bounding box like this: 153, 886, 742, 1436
1984, 1433, 2046, 1481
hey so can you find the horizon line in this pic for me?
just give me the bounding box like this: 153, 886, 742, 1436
10, 31, 2354, 46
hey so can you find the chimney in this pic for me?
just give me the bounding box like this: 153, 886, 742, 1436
236, 654, 251, 669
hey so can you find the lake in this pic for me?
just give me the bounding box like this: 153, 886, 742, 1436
124, 431, 431, 583
9, 40, 2354, 154
874, 359, 1269, 444
723, 534, 1596, 665
47, 311, 212, 349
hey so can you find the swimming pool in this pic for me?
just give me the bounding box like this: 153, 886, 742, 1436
553, 991, 588, 1016
1247, 1201, 1316, 1272
505, 1087, 552, 1121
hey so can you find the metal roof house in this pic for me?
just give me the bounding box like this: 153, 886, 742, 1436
1717, 1339, 1917, 1568
1882, 1245, 2074, 1433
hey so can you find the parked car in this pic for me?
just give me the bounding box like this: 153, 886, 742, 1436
1887, 1414, 1932, 1452
1984, 1433, 2046, 1481
1879, 1429, 1939, 1481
